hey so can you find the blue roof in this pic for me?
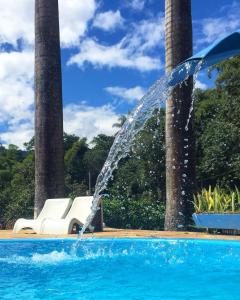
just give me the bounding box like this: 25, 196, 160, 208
168, 29, 240, 86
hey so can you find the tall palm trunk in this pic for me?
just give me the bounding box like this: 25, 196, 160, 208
164, 0, 195, 230
34, 0, 64, 217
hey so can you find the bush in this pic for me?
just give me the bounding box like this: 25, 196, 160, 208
0, 152, 34, 229
194, 185, 240, 213
103, 197, 165, 230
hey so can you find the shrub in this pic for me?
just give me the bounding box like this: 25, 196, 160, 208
194, 185, 240, 213
103, 197, 165, 230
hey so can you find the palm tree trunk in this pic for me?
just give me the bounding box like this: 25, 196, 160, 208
164, 0, 195, 230
34, 0, 64, 217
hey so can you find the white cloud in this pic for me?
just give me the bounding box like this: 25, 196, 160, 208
1, 100, 120, 148
68, 38, 161, 71
200, 18, 240, 44
0, 94, 120, 147
0, 0, 164, 147
0, 0, 98, 147
198, 1, 240, 45
0, 0, 97, 47
0, 78, 33, 125
0, 51, 34, 147
59, 0, 96, 47
93, 10, 124, 32
63, 103, 119, 141
1, 123, 34, 148
68, 15, 164, 71
0, 51, 119, 147
195, 80, 207, 90
0, 51, 33, 82
105, 86, 145, 103
127, 0, 145, 11
0, 0, 33, 46
123, 16, 165, 52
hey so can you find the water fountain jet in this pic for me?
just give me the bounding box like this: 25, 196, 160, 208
80, 29, 240, 237
169, 29, 240, 86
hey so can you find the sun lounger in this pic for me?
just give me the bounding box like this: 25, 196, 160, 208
13, 198, 72, 234
40, 196, 93, 234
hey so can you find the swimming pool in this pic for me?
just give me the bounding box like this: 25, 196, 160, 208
1, 238, 240, 299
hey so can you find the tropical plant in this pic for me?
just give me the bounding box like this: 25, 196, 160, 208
194, 186, 240, 213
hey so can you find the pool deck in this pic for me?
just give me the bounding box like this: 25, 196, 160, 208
1, 228, 240, 240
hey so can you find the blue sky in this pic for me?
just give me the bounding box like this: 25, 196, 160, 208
0, 0, 239, 147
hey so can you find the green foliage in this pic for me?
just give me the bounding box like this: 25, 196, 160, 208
195, 56, 240, 188
64, 137, 89, 197
23, 137, 35, 151
84, 134, 114, 188
112, 115, 127, 129
63, 133, 79, 152
2, 56, 240, 230
65, 138, 89, 184
194, 186, 240, 213
103, 197, 165, 230
108, 109, 165, 202
0, 152, 34, 228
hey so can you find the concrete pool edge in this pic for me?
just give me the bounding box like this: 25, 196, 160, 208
1, 228, 240, 241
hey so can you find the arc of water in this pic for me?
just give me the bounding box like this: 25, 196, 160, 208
79, 61, 203, 238
79, 29, 240, 239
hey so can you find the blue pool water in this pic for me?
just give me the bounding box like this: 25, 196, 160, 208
1, 238, 240, 299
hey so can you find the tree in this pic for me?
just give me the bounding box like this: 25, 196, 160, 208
65, 138, 89, 185
84, 134, 114, 187
107, 110, 166, 204
34, 0, 64, 217
85, 134, 114, 232
112, 115, 127, 129
0, 150, 34, 229
4, 153, 35, 228
134, 109, 166, 201
164, 0, 195, 230
63, 133, 79, 152
195, 56, 240, 189
24, 137, 35, 151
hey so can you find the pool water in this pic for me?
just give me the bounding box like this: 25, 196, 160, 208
1, 238, 240, 299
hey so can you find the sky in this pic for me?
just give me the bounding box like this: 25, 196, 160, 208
0, 0, 240, 148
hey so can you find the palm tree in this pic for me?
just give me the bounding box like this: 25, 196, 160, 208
34, 0, 64, 217
112, 115, 127, 129
164, 0, 195, 230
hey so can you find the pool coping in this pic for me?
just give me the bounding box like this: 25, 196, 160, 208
2, 237, 240, 244
1, 228, 240, 241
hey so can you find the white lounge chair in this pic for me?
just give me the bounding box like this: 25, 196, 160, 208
40, 196, 93, 234
13, 198, 72, 234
